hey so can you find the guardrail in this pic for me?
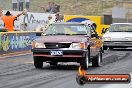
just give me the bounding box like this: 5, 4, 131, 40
0, 31, 42, 54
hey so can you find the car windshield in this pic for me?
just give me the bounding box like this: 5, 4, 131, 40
109, 24, 132, 32
44, 24, 90, 36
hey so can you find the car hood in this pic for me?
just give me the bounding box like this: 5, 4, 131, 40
103, 31, 132, 38
35, 35, 89, 43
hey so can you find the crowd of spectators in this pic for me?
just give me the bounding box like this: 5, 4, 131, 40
12, 0, 30, 11
12, 1, 60, 13
41, 2, 60, 14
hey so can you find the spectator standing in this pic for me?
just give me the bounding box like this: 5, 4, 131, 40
55, 4, 60, 13
0, 10, 24, 31
46, 15, 54, 26
50, 2, 60, 13
45, 2, 52, 12
55, 13, 64, 22
12, 0, 18, 11
25, 0, 30, 11
55, 13, 60, 22
42, 15, 54, 31
44, 2, 60, 13
18, 0, 24, 11
50, 2, 56, 13
47, 15, 54, 24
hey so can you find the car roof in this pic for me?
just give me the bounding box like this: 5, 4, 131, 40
111, 23, 132, 25
51, 22, 85, 25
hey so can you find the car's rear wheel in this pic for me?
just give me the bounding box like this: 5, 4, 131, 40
80, 52, 90, 70
92, 50, 102, 67
49, 62, 58, 66
33, 56, 43, 69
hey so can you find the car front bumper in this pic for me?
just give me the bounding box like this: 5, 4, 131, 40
103, 41, 132, 47
31, 48, 88, 58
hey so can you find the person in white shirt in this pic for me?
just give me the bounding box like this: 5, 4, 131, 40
25, 0, 30, 11
12, 0, 18, 11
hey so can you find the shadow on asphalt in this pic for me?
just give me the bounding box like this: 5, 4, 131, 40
40, 64, 99, 71
42, 65, 79, 70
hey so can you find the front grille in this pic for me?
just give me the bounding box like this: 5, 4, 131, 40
45, 43, 71, 49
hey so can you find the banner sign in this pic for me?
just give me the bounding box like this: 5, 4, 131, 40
64, 15, 109, 36
0, 32, 37, 54
0, 10, 56, 31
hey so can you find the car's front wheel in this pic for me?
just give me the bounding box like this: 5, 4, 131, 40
92, 50, 102, 67
80, 52, 90, 70
33, 56, 43, 69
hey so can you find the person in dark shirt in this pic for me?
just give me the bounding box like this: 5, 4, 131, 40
18, 0, 24, 11
12, 0, 18, 11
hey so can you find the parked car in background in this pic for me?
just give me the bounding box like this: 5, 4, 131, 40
31, 22, 103, 70
103, 23, 132, 50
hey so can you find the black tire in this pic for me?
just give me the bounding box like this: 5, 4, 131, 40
49, 62, 58, 66
80, 52, 90, 70
103, 46, 107, 50
33, 56, 43, 69
92, 50, 102, 67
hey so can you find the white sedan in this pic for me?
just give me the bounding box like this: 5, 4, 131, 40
102, 23, 132, 50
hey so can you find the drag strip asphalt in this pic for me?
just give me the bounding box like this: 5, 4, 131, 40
0, 49, 131, 88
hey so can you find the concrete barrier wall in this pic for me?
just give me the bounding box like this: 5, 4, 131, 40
0, 31, 41, 54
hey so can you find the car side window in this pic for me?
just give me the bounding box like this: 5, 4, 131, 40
85, 26, 91, 36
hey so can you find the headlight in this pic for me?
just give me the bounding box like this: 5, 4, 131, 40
125, 37, 132, 41
103, 37, 111, 41
70, 42, 86, 49
32, 41, 45, 48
